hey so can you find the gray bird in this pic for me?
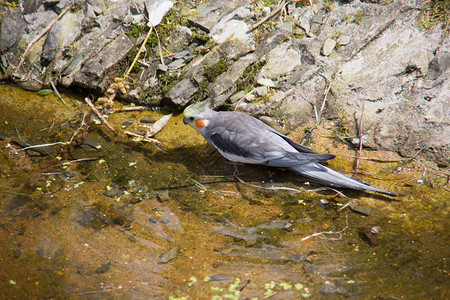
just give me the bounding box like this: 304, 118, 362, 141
183, 101, 401, 196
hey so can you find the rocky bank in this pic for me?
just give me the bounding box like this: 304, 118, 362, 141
0, 0, 449, 164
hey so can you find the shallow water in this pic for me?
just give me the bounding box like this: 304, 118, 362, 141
0, 85, 448, 299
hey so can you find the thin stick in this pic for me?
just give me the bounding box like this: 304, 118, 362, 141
15, 5, 72, 74
125, 27, 154, 77
153, 26, 165, 65
235, 176, 348, 197
113, 106, 147, 112
84, 97, 118, 135
301, 214, 349, 241
317, 73, 331, 125
124, 130, 163, 147
247, 0, 287, 32
32, 62, 70, 108
353, 100, 365, 178
21, 142, 63, 151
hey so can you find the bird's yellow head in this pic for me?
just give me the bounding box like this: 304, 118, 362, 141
183, 101, 212, 131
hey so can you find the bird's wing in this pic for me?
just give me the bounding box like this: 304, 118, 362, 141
206, 112, 334, 166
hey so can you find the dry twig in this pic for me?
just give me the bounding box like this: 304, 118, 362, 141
14, 5, 72, 75
247, 0, 287, 32
353, 100, 365, 178
84, 97, 118, 135
125, 27, 154, 77
124, 130, 164, 149
235, 176, 348, 197
301, 214, 349, 241
113, 106, 147, 112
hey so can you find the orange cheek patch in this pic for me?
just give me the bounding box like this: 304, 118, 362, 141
194, 119, 206, 129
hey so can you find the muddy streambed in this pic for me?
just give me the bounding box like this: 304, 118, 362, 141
0, 85, 448, 299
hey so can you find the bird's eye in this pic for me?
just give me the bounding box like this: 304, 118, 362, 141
189, 117, 194, 121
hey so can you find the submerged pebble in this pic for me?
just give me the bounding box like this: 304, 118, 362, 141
140, 117, 156, 124
159, 245, 180, 264
121, 120, 134, 128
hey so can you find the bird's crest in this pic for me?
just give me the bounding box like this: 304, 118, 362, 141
183, 100, 211, 118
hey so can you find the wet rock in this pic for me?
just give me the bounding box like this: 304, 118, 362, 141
156, 190, 170, 202
103, 184, 124, 198
36, 248, 45, 257
81, 137, 102, 150
361, 226, 380, 246
349, 201, 371, 216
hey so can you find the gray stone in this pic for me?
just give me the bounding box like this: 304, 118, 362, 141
167, 59, 185, 70
168, 26, 192, 53
253, 86, 269, 97
157, 64, 168, 72
73, 33, 134, 90
211, 20, 250, 44
258, 42, 302, 80
188, 0, 252, 33
337, 35, 351, 46
174, 50, 190, 59
166, 78, 197, 106
310, 8, 326, 34
0, 11, 27, 52
229, 91, 245, 103
257, 78, 276, 87
321, 38, 336, 56
208, 53, 257, 104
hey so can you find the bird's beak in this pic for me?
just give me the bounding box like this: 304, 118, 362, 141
183, 117, 188, 125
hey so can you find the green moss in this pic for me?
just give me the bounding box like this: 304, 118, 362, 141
234, 59, 266, 93
4, 0, 19, 9
204, 59, 228, 82
419, 0, 450, 36
343, 10, 364, 24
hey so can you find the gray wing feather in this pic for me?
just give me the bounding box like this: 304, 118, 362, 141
205, 111, 334, 166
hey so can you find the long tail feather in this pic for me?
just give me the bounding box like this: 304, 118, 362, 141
289, 163, 402, 196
